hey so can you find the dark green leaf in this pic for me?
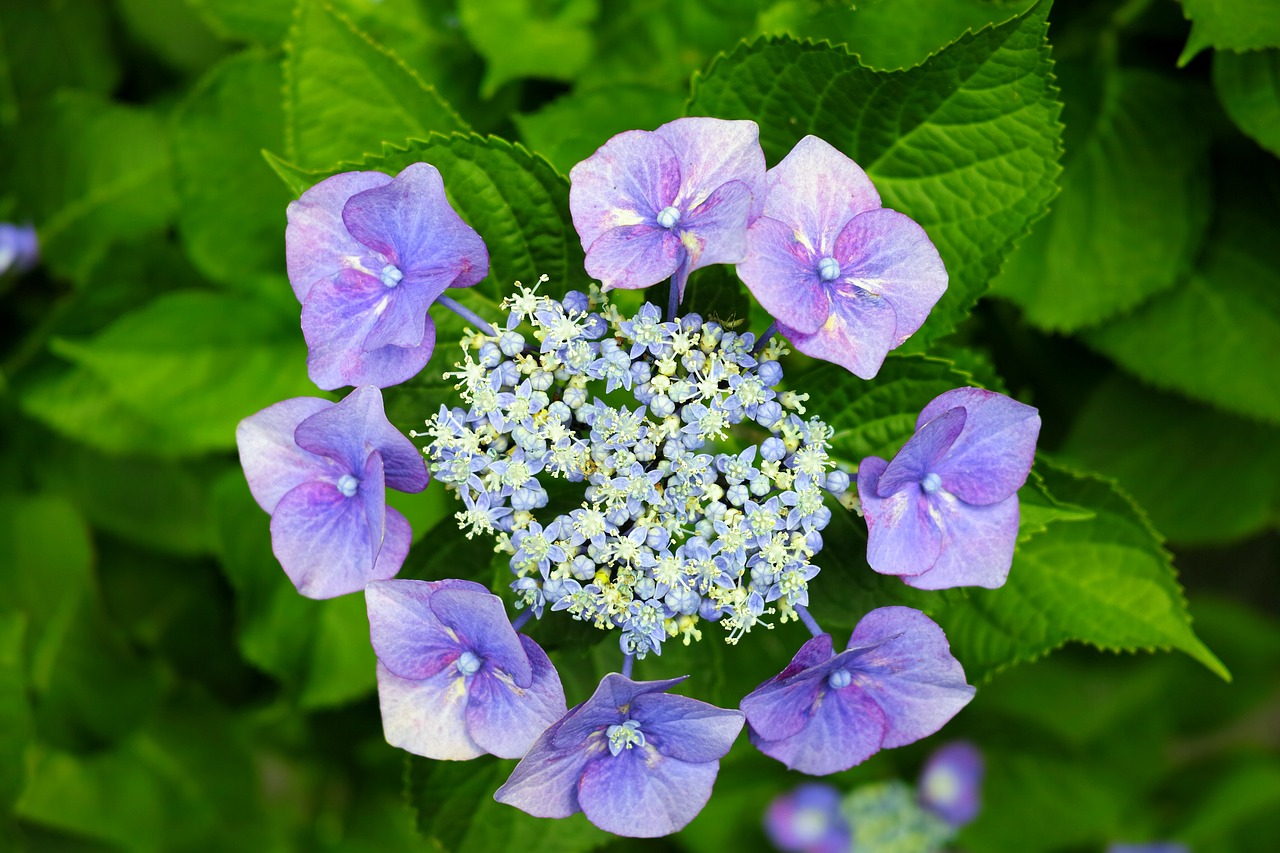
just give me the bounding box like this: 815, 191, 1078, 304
0, 0, 118, 125
1177, 0, 1280, 65
1214, 48, 1280, 158
0, 613, 31, 811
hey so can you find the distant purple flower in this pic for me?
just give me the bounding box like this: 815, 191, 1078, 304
857, 387, 1040, 589
366, 578, 566, 760
286, 163, 489, 390
494, 674, 744, 837
765, 783, 851, 853
235, 386, 428, 598
569, 117, 765, 300
736, 136, 947, 379
741, 607, 974, 775
0, 223, 38, 275
917, 741, 984, 827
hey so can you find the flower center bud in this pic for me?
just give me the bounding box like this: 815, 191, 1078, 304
817, 256, 841, 281
827, 668, 852, 690
337, 474, 360, 497
380, 263, 404, 288
656, 206, 681, 230
921, 472, 942, 494
606, 719, 646, 755
457, 650, 482, 675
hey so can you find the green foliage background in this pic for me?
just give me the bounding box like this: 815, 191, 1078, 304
1, 1, 1277, 851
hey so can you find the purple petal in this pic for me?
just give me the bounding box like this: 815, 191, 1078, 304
741, 673, 826, 743
285, 171, 392, 301
584, 224, 682, 292
430, 587, 533, 686
465, 634, 567, 759
677, 179, 754, 268
748, 681, 888, 775
375, 505, 413, 582
918, 741, 984, 827
858, 457, 943, 577
779, 281, 898, 380
302, 269, 437, 390
765, 784, 850, 853
917, 388, 1040, 505
293, 385, 429, 493
570, 130, 683, 252
833, 208, 947, 344
236, 396, 337, 513
577, 746, 721, 837
903, 492, 1020, 590
629, 692, 743, 763
551, 674, 689, 749
876, 407, 967, 497
494, 712, 602, 819
375, 661, 484, 760
654, 117, 766, 221
366, 579, 483, 680
762, 135, 880, 254
737, 216, 830, 335
843, 606, 975, 748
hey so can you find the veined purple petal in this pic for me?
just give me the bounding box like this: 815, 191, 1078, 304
494, 713, 602, 819
465, 634, 567, 759
366, 579, 484, 680
375, 661, 485, 760
876, 407, 967, 497
737, 216, 830, 335
779, 281, 898, 380
375, 505, 413, 584
654, 117, 766, 221
285, 171, 391, 301
302, 269, 437, 390
918, 741, 984, 827
903, 492, 1019, 590
741, 669, 826, 742
551, 674, 689, 749
858, 457, 943, 577
570, 130, 683, 252
843, 606, 975, 748
747, 679, 888, 775
833, 208, 947, 345
293, 385, 429, 493
430, 587, 533, 686
584, 224, 682, 291
917, 388, 1040, 505
629, 691, 744, 763
762, 135, 880, 255
577, 745, 721, 837
670, 179, 754, 299
236, 396, 338, 513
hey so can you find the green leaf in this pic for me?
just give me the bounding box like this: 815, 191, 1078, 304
688, 2, 1064, 345
114, 0, 228, 74
186, 0, 294, 44
0, 613, 31, 811
1177, 0, 1280, 65
0, 0, 118, 125
284, 0, 466, 170
267, 133, 589, 302
459, 0, 598, 97
1214, 48, 1280, 158
991, 67, 1211, 331
47, 291, 316, 456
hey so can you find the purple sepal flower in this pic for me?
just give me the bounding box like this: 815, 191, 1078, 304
741, 607, 974, 776
917, 740, 984, 827
569, 117, 765, 300
286, 163, 489, 390
857, 387, 1040, 589
366, 578, 566, 760
764, 783, 851, 853
736, 136, 947, 379
494, 673, 744, 837
0, 223, 39, 275
235, 386, 428, 598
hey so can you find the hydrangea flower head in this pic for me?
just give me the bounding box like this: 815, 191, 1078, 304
917, 740, 984, 827
235, 385, 428, 598
857, 387, 1040, 589
286, 163, 489, 389
366, 578, 566, 760
494, 673, 744, 837
0, 222, 39, 276
741, 607, 974, 775
764, 783, 851, 853
569, 117, 765, 299
736, 136, 947, 379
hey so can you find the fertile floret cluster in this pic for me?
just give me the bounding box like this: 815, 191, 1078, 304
420, 280, 850, 656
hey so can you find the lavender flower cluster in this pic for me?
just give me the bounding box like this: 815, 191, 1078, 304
422, 283, 848, 656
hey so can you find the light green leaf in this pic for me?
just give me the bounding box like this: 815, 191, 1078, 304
284, 0, 466, 170
688, 1, 1064, 345
1177, 0, 1280, 65
185, 0, 295, 44
991, 67, 1211, 331
0, 0, 118, 125
115, 0, 227, 73
1214, 48, 1280, 158
459, 0, 597, 97
47, 291, 316, 456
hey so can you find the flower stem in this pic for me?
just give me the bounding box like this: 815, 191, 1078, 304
665, 276, 680, 322
511, 609, 534, 633
621, 653, 635, 679
752, 321, 777, 355
437, 294, 499, 337
794, 604, 824, 638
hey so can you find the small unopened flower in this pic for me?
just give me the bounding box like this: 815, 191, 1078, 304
286, 163, 489, 389
741, 607, 974, 775
736, 136, 947, 379
764, 783, 850, 853
917, 740, 984, 827
0, 223, 38, 275
569, 117, 765, 299
366, 579, 566, 760
494, 674, 744, 837
236, 386, 428, 598
857, 387, 1040, 589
